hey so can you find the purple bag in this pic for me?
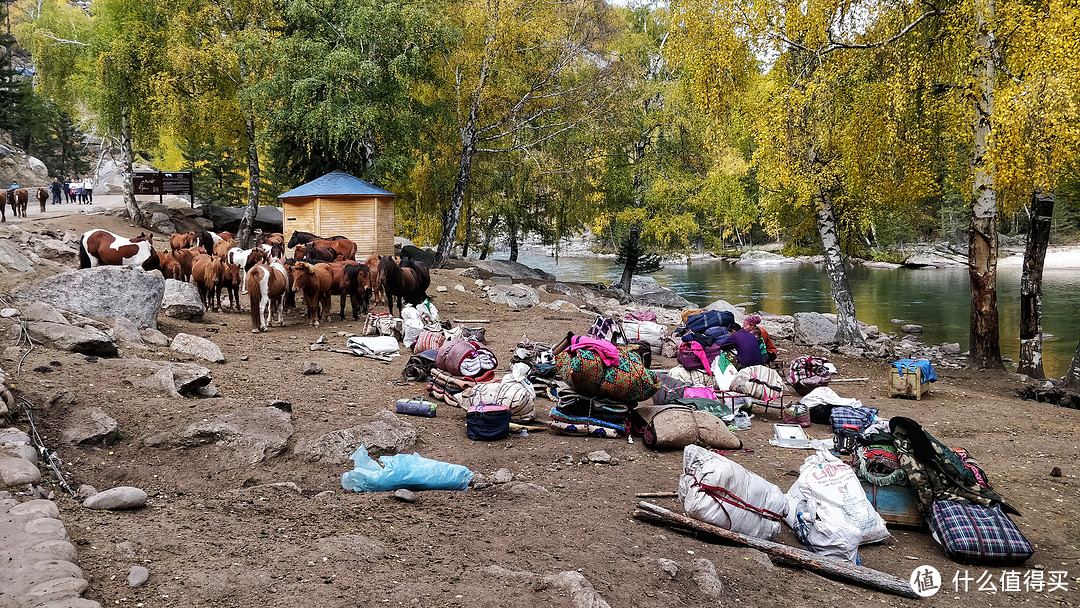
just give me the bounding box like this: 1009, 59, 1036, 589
677, 341, 722, 371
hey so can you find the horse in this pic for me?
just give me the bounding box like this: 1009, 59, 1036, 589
379, 255, 430, 316
227, 246, 267, 293
365, 254, 383, 306
9, 189, 28, 218
312, 238, 356, 261
328, 261, 370, 320
286, 230, 349, 248
37, 188, 48, 213
220, 262, 243, 312
79, 229, 161, 271
0, 191, 6, 223
289, 261, 333, 326
191, 254, 224, 311
213, 238, 236, 260
173, 246, 202, 282
293, 243, 338, 262
193, 230, 217, 254
170, 232, 195, 253
247, 262, 288, 332
157, 252, 183, 280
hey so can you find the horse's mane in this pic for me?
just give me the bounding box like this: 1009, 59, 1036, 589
195, 231, 215, 251
378, 255, 403, 288
287, 230, 319, 248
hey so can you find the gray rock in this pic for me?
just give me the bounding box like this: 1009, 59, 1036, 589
170, 333, 224, 363
486, 284, 541, 308
110, 317, 144, 347
296, 410, 416, 464
758, 315, 794, 340
0, 240, 36, 273
941, 342, 962, 355
487, 275, 513, 285
202, 204, 282, 234
904, 246, 967, 268
0, 449, 41, 487
634, 289, 694, 310
492, 468, 514, 484
78, 485, 97, 499
143, 406, 293, 469
127, 566, 149, 588
301, 361, 323, 375
454, 284, 466, 293
690, 558, 724, 598
150, 212, 171, 226
458, 267, 480, 279
14, 266, 165, 329
20, 301, 68, 325
61, 407, 119, 446
901, 324, 924, 334
539, 571, 612, 608
115, 542, 136, 558
734, 250, 801, 266
704, 300, 747, 324
658, 558, 679, 579
192, 384, 219, 398
99, 357, 212, 398
140, 327, 170, 346
793, 312, 837, 346
161, 279, 205, 320
393, 489, 416, 503
586, 450, 612, 464
460, 259, 556, 281
24, 321, 118, 357
0, 307, 18, 318
435, 285, 448, 293
82, 486, 147, 510
33, 238, 79, 266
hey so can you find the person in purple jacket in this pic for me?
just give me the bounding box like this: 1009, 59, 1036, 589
713, 323, 765, 367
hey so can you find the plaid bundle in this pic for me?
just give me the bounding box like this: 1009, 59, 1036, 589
652, 373, 691, 404
788, 356, 832, 386
930, 500, 1033, 565
829, 406, 879, 436
587, 316, 621, 342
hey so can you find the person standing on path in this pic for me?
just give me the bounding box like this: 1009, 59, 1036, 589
82, 174, 94, 204
50, 178, 62, 205
63, 177, 71, 204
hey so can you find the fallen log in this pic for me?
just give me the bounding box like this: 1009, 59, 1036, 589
634, 501, 917, 599
635, 491, 678, 498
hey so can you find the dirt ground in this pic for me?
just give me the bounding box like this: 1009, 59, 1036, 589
3, 210, 1079, 608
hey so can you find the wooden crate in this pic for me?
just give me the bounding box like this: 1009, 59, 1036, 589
862, 481, 926, 529
889, 366, 927, 400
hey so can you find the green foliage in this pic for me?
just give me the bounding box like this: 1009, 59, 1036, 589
181, 137, 247, 206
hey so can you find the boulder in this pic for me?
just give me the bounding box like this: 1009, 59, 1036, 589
110, 317, 144, 347
98, 357, 212, 398
170, 333, 224, 363
127, 566, 149, 588
904, 244, 967, 268
793, 312, 837, 346
202, 205, 282, 234
758, 315, 794, 340
705, 299, 747, 324
142, 406, 293, 469
140, 327, 170, 346
161, 279, 205, 320
20, 301, 68, 325
14, 266, 165, 329
27, 155, 49, 180
82, 486, 147, 510
633, 289, 694, 310
0, 240, 36, 273
61, 407, 119, 446
461, 259, 556, 281
32, 238, 80, 266
0, 432, 41, 487
398, 245, 437, 267
296, 410, 416, 464
486, 284, 541, 308
901, 324, 924, 334
24, 321, 118, 357
734, 250, 801, 266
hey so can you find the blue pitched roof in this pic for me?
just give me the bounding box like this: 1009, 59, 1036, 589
277, 170, 395, 199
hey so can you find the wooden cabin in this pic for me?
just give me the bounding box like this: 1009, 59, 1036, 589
278, 171, 395, 257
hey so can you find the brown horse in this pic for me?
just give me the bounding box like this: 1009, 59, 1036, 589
312, 238, 356, 261
247, 262, 288, 332
365, 254, 383, 306
289, 261, 333, 326
328, 261, 371, 320
173, 246, 201, 282
294, 243, 338, 262
37, 188, 48, 213
9, 189, 28, 218
379, 255, 430, 316
170, 231, 195, 253
220, 262, 243, 312
157, 252, 183, 280
191, 254, 224, 311
80, 229, 161, 271
0, 191, 6, 223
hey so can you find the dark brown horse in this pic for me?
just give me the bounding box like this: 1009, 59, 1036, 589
220, 262, 243, 312
379, 255, 430, 316
79, 230, 161, 271
0, 191, 6, 223
37, 188, 48, 213
289, 261, 333, 327
9, 189, 28, 218
293, 243, 338, 262
328, 261, 370, 320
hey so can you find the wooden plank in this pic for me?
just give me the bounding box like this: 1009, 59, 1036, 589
862, 481, 926, 529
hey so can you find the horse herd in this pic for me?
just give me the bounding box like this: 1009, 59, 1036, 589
78, 228, 431, 333
0, 187, 49, 222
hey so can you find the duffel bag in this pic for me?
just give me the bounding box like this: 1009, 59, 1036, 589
465, 403, 511, 441
554, 341, 659, 402
686, 310, 734, 335
622, 320, 667, 355
929, 500, 1033, 565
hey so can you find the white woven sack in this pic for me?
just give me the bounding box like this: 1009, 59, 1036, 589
785, 449, 890, 546
678, 445, 788, 540
730, 365, 784, 401
464, 363, 535, 422
622, 321, 667, 355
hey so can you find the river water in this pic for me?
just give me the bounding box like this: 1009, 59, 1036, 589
509, 249, 1080, 377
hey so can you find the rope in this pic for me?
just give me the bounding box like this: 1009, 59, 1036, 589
0, 294, 36, 377
692, 474, 784, 524
21, 397, 77, 497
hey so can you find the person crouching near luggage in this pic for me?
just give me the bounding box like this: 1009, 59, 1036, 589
742, 315, 778, 363
714, 322, 765, 368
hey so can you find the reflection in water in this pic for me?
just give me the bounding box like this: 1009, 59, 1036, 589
510, 251, 1080, 377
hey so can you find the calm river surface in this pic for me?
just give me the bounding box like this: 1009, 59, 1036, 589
509, 250, 1080, 377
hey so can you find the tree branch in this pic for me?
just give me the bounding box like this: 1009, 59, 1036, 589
35, 32, 88, 47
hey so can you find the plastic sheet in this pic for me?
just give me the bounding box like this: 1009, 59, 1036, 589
341, 445, 473, 492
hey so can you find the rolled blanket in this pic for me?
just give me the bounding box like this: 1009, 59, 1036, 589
436, 339, 498, 379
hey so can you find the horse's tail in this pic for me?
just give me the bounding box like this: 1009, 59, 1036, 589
78, 239, 91, 269
248, 266, 264, 329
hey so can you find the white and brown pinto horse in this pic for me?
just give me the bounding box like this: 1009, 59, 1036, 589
247, 261, 288, 332
79, 230, 161, 271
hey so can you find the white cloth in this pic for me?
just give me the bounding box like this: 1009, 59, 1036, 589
798, 387, 862, 409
